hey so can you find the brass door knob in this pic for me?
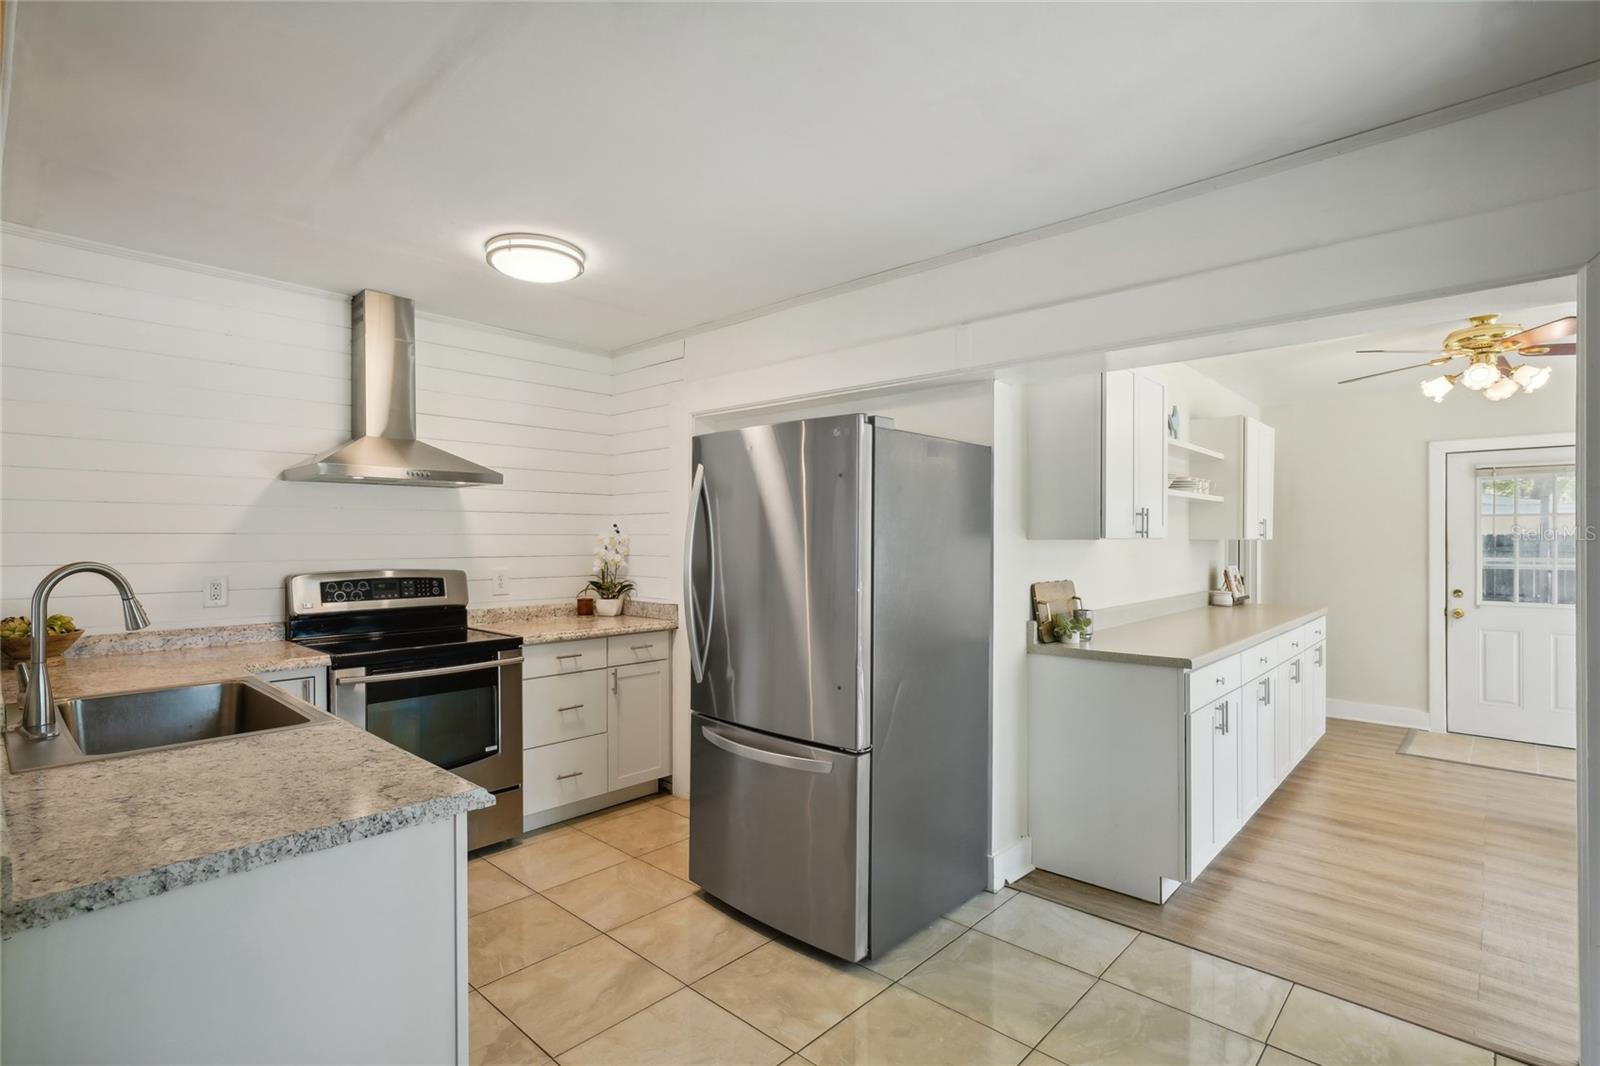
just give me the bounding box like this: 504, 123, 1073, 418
1451, 588, 1464, 599
1451, 608, 1465, 619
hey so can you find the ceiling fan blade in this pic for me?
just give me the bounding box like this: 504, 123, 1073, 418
1354, 349, 1443, 355
1521, 343, 1577, 357
1337, 360, 1444, 385
1503, 316, 1577, 349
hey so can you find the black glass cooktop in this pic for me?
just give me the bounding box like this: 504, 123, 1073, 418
294, 626, 520, 663
287, 606, 520, 667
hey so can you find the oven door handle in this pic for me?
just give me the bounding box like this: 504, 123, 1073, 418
335, 656, 525, 686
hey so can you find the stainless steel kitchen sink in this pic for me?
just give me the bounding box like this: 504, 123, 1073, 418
4, 677, 320, 772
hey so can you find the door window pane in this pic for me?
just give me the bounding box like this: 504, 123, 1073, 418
1483, 567, 1514, 603
1475, 463, 1577, 607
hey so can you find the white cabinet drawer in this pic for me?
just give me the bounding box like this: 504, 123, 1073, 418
523, 638, 608, 679
1305, 615, 1327, 645
1274, 626, 1309, 665
524, 670, 608, 749
1240, 640, 1277, 684
523, 734, 608, 815
1188, 654, 1242, 711
608, 631, 669, 666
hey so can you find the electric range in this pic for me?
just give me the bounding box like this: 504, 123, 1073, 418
286, 569, 524, 850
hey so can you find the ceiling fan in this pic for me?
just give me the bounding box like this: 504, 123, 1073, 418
1337, 313, 1578, 403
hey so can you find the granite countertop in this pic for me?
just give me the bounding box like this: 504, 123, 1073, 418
0, 640, 330, 706
468, 604, 678, 645
1029, 604, 1327, 669
0, 632, 487, 937
485, 614, 678, 644
1, 717, 490, 936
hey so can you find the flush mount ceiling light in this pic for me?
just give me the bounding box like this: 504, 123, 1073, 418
1338, 312, 1578, 405
484, 233, 586, 283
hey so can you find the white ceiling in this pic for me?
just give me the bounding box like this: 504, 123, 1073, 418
1191, 291, 1580, 407
6, 3, 1598, 352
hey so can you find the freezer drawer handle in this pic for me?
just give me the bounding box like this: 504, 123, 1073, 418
700, 725, 834, 774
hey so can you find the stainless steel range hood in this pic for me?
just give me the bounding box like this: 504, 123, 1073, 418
282, 291, 503, 487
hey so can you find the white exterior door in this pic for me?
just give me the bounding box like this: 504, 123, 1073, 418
1445, 447, 1578, 747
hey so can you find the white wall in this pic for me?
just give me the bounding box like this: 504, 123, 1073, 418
0, 229, 635, 631
646, 79, 1599, 859
1264, 377, 1578, 724
982, 363, 1257, 858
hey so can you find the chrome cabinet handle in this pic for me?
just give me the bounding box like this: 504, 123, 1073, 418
1315, 647, 1324, 667
556, 703, 584, 713
701, 725, 833, 774
1291, 661, 1302, 683
335, 656, 524, 685
1214, 702, 1228, 734
1215, 676, 1226, 686
631, 644, 653, 652
556, 771, 583, 781
556, 652, 583, 661
1260, 678, 1272, 705
611, 669, 618, 694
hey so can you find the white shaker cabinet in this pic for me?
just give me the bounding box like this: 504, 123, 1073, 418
520, 631, 673, 829
1029, 608, 1328, 902
1188, 415, 1276, 541
1026, 369, 1168, 540
1187, 692, 1242, 878
609, 658, 671, 789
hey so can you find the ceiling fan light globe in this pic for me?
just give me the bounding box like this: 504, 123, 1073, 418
1483, 376, 1520, 402
1511, 363, 1553, 393
1420, 375, 1454, 403
1460, 360, 1502, 391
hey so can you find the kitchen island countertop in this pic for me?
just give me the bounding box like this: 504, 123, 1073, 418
1, 637, 487, 937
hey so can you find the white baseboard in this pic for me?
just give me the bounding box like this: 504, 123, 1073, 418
1327, 698, 1429, 730
988, 836, 1034, 891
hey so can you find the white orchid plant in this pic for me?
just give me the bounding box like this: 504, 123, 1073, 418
585, 524, 635, 601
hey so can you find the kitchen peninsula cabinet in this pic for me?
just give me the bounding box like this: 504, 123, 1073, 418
1029, 605, 1327, 903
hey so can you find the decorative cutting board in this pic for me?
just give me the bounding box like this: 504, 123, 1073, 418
1031, 579, 1077, 643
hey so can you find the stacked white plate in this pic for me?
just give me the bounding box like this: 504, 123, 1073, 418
1169, 477, 1212, 494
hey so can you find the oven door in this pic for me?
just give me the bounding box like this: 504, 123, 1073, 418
333, 651, 522, 793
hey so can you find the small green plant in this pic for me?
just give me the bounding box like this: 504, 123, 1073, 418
585, 524, 636, 601
1050, 613, 1088, 641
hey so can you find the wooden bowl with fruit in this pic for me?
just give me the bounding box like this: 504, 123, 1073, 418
1, 615, 83, 665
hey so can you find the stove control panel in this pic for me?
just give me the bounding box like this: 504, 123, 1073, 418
288, 570, 468, 615
320, 576, 446, 604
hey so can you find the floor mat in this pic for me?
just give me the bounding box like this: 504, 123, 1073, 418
1396, 727, 1575, 780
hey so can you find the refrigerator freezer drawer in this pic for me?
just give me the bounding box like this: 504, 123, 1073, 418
689, 715, 870, 961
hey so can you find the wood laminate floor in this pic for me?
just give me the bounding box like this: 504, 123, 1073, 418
1016, 718, 1578, 1066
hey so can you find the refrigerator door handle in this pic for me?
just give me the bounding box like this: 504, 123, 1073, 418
700, 724, 834, 774
684, 464, 716, 682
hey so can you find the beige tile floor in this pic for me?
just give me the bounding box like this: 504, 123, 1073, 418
468, 793, 1515, 1066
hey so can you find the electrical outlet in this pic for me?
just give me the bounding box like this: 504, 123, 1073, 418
203, 575, 228, 608
492, 570, 510, 597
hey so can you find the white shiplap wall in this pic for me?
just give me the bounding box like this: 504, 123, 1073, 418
609, 340, 686, 603
0, 230, 664, 631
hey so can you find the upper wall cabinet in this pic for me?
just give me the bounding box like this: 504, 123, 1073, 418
1026, 369, 1168, 540
1188, 416, 1276, 541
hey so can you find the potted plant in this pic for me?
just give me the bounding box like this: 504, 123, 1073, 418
1050, 613, 1088, 644
585, 525, 635, 617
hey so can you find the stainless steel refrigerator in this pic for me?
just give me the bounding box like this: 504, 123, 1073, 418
685, 414, 992, 962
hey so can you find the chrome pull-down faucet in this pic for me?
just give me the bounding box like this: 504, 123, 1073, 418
16, 562, 151, 739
